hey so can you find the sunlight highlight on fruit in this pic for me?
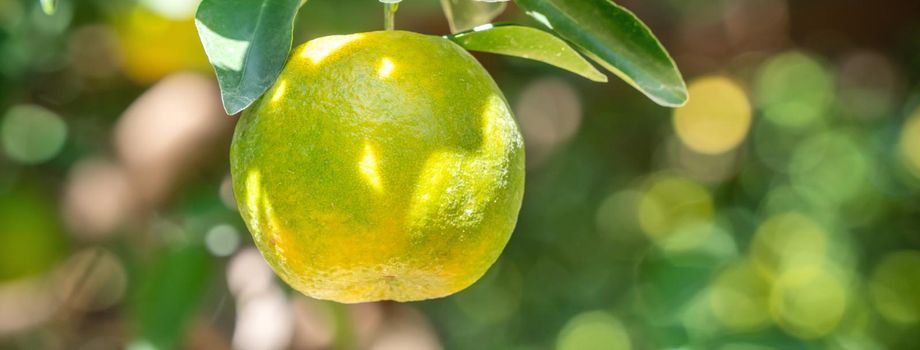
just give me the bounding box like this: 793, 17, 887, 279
299, 34, 364, 64
379, 57, 396, 78
244, 170, 263, 237
271, 80, 287, 103
673, 76, 751, 154
359, 142, 384, 192
407, 151, 459, 226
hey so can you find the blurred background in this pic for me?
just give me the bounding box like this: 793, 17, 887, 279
1, 0, 920, 349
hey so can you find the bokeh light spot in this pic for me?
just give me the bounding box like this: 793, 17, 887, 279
1, 105, 68, 164
755, 51, 832, 128
770, 265, 847, 338
788, 131, 870, 206
708, 260, 771, 332
660, 220, 722, 253
227, 248, 275, 300
290, 297, 336, 349
751, 117, 808, 172
453, 260, 522, 325
668, 137, 739, 184
673, 76, 752, 154
638, 175, 714, 245
899, 108, 920, 178
233, 288, 293, 350
62, 158, 136, 240
751, 213, 827, 278
836, 51, 900, 120
515, 77, 582, 167
869, 250, 920, 324
113, 73, 227, 206
365, 305, 440, 350
205, 224, 241, 257
140, 0, 199, 20
595, 189, 642, 238
126, 339, 157, 350
556, 311, 631, 350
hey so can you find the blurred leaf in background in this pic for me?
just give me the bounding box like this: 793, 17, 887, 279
0, 0, 919, 349
130, 244, 214, 350
0, 184, 67, 281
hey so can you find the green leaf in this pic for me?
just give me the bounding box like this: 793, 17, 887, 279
39, 0, 57, 15
448, 24, 607, 82
440, 0, 508, 33
195, 0, 304, 115
514, 0, 687, 107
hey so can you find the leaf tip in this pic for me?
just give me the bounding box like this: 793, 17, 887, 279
221, 95, 254, 116
667, 82, 690, 107
651, 84, 689, 108
589, 72, 608, 83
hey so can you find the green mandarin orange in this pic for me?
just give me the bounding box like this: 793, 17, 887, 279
230, 31, 525, 302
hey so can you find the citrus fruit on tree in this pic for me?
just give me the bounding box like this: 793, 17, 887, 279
231, 30, 525, 303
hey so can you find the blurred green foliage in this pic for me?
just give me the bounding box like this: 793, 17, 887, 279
1, 0, 919, 349
0, 184, 66, 281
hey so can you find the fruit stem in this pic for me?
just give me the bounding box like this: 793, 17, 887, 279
383, 2, 399, 31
